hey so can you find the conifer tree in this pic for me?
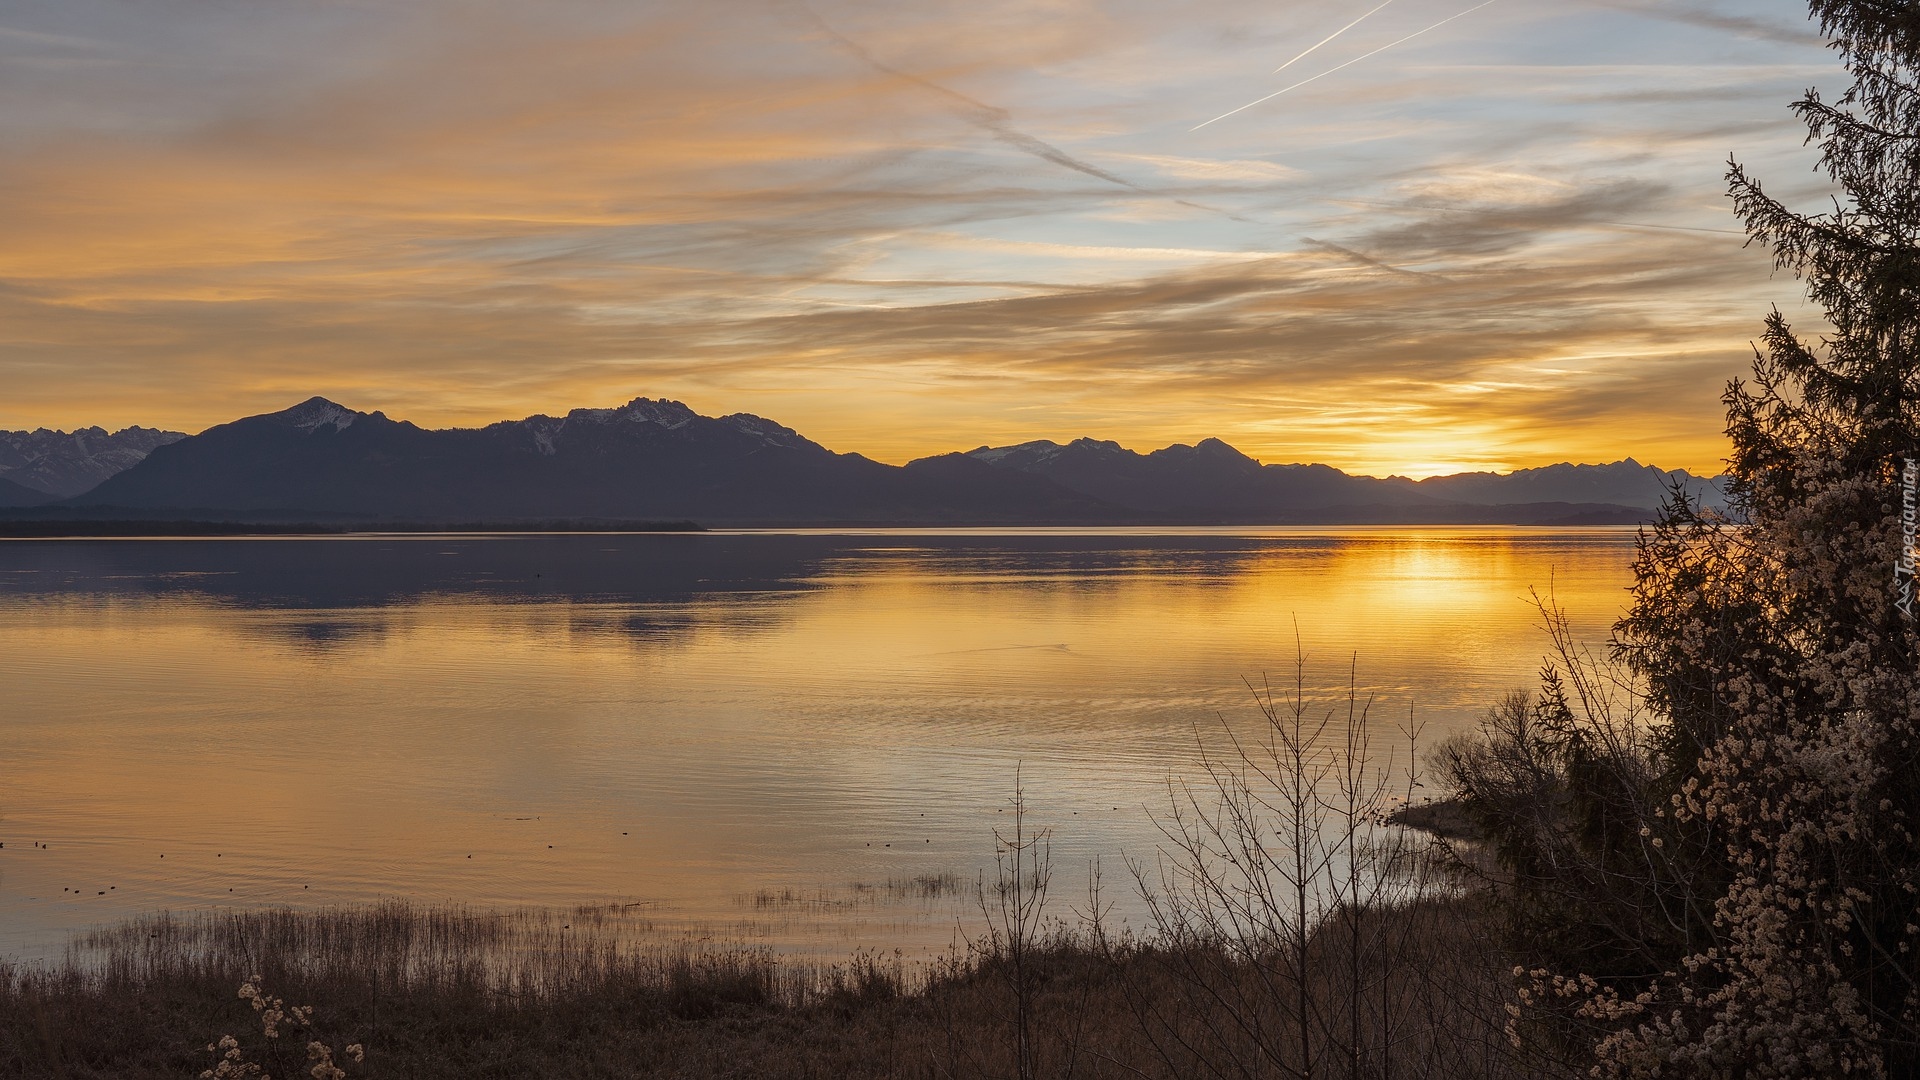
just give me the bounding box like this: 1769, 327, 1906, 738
1464, 3, 1920, 1074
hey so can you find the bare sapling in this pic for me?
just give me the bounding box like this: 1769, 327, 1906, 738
976, 766, 1053, 1080
1132, 636, 1484, 1079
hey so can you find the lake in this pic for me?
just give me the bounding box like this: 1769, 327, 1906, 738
0, 527, 1641, 961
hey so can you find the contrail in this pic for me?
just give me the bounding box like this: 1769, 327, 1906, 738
805, 11, 1138, 188
795, 4, 1247, 220
1275, 0, 1397, 74
1194, 0, 1500, 131
1302, 237, 1447, 280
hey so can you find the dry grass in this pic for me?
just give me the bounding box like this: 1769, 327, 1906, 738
0, 891, 1550, 1080
743, 873, 969, 912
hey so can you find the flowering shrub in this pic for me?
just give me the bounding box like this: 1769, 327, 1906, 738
198, 974, 363, 1080
1450, 2, 1920, 1074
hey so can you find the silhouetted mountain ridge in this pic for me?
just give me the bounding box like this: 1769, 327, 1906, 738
38, 397, 1722, 525
938, 439, 1722, 517
1410, 457, 1722, 509
72, 397, 1121, 524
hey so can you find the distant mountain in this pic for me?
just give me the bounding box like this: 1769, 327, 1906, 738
945, 439, 1723, 517
939, 438, 1435, 514
30, 396, 1723, 526
71, 397, 1122, 524
1411, 459, 1723, 512
0, 475, 53, 508
0, 425, 186, 499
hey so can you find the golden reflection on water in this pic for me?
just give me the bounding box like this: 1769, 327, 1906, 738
0, 528, 1640, 959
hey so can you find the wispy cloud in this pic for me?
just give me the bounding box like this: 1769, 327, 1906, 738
0, 0, 1835, 474
1577, 0, 1822, 47
0, 23, 116, 51
794, 4, 1245, 221
1098, 152, 1304, 183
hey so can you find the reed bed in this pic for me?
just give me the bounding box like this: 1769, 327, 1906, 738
0, 891, 1544, 1080
743, 873, 968, 912
1, 900, 926, 1079
61, 900, 899, 1006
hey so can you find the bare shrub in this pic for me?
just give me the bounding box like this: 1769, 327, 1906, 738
1127, 647, 1552, 1080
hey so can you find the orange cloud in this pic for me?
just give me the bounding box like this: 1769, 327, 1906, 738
0, 0, 1832, 476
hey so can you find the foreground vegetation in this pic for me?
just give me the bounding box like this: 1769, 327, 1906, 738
1422, 2, 1920, 1074
0, 892, 1557, 1080
5, 3, 1913, 1076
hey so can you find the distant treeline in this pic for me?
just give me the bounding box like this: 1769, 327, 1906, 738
0, 518, 707, 537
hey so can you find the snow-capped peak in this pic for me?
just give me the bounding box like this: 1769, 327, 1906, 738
566, 397, 699, 429
281, 397, 358, 433
618, 398, 699, 428
968, 440, 1065, 465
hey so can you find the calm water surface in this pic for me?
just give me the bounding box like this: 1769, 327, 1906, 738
0, 527, 1639, 960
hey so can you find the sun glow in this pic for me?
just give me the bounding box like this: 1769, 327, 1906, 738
0, 0, 1826, 477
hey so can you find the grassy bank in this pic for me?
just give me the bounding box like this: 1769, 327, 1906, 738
0, 893, 1556, 1080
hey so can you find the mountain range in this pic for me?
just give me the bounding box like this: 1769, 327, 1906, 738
0, 425, 186, 500
957, 438, 1722, 518
8, 396, 1725, 526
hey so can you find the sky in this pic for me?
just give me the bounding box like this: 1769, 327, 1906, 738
0, 0, 1841, 477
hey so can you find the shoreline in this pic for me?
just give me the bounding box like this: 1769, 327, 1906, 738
1, 889, 1528, 1079
1386, 797, 1481, 841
